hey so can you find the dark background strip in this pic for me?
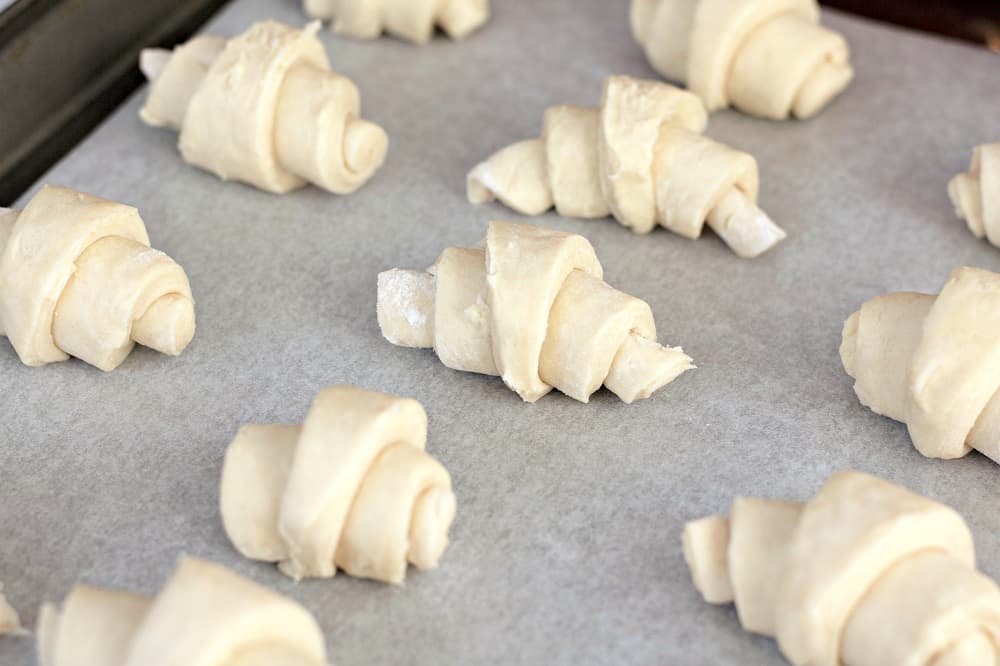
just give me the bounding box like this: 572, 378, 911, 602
0, 0, 229, 205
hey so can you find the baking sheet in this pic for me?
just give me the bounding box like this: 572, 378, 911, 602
3, 1, 1000, 664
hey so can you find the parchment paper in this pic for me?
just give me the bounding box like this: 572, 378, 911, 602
2, 1, 1000, 664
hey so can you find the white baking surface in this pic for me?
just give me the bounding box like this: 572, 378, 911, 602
2, 1, 1000, 664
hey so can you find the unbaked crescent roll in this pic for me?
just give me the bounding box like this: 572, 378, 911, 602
377, 221, 694, 403
36, 556, 328, 666
140, 20, 388, 195
684, 471, 1000, 666
840, 266, 1000, 464
631, 0, 854, 119
220, 385, 455, 583
949, 143, 1000, 248
0, 582, 23, 636
304, 0, 490, 43
0, 186, 195, 370
467, 75, 786, 259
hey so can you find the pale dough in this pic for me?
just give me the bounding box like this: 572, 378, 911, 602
36, 556, 328, 666
0, 582, 23, 636
467, 75, 786, 259
304, 0, 490, 44
140, 21, 388, 195
949, 143, 1000, 247
840, 266, 1000, 464
630, 0, 854, 119
0, 186, 195, 370
377, 221, 694, 403
220, 385, 455, 583
683, 470, 1000, 666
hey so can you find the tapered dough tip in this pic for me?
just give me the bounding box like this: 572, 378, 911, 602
682, 515, 734, 605
605, 335, 694, 404
706, 188, 786, 259
408, 486, 457, 571
132, 293, 196, 356
792, 60, 855, 120
839, 310, 860, 378
376, 269, 435, 348
139, 48, 172, 83
465, 139, 553, 216
440, 0, 490, 39
344, 118, 389, 178
0, 583, 25, 637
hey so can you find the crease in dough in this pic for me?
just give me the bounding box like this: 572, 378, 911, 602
140, 20, 388, 195
467, 75, 786, 259
36, 556, 329, 666
949, 143, 1000, 248
840, 266, 1000, 463
631, 0, 854, 119
220, 385, 455, 583
684, 470, 1000, 666
377, 220, 694, 403
304, 0, 490, 44
0, 186, 195, 370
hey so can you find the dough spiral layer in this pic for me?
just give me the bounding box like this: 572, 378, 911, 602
304, 0, 490, 43
221, 386, 455, 583
684, 471, 1000, 666
630, 0, 854, 119
949, 143, 1000, 248
36, 557, 328, 666
377, 221, 694, 403
0, 186, 195, 370
140, 20, 388, 195
467, 76, 786, 258
840, 267, 1000, 464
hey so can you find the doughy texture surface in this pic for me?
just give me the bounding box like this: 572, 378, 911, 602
376, 221, 694, 403
141, 21, 388, 195
304, 0, 490, 44
631, 0, 854, 119
841, 267, 1000, 463
3, 1, 1000, 664
35, 557, 327, 666
685, 472, 1000, 666
220, 385, 455, 583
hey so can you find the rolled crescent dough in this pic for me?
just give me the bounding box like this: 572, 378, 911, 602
949, 143, 1000, 248
630, 0, 854, 119
220, 385, 455, 583
840, 266, 1000, 463
0, 186, 195, 370
36, 556, 328, 666
140, 20, 388, 195
467, 75, 786, 258
377, 220, 694, 403
304, 0, 490, 44
684, 471, 1000, 666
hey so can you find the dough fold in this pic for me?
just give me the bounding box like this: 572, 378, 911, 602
684, 471, 1000, 666
140, 20, 388, 195
220, 385, 455, 583
304, 0, 490, 43
36, 556, 328, 666
0, 186, 195, 370
467, 75, 785, 258
949, 143, 1000, 247
630, 0, 854, 119
840, 267, 1000, 463
377, 221, 694, 403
